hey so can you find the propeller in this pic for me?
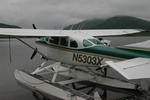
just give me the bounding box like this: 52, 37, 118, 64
30, 48, 38, 60
30, 24, 37, 60
32, 24, 37, 29
15, 24, 49, 60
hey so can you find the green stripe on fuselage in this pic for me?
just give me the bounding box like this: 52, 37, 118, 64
80, 46, 150, 59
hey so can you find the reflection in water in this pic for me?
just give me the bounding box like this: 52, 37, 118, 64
0, 37, 149, 100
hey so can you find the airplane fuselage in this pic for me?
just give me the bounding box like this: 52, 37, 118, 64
36, 38, 150, 67
36, 41, 106, 67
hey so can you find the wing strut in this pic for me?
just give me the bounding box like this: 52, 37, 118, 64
16, 37, 49, 60
8, 36, 12, 63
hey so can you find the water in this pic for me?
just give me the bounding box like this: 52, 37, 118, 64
0, 37, 149, 100
0, 39, 42, 100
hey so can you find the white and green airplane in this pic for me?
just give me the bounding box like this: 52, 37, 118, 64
0, 28, 150, 100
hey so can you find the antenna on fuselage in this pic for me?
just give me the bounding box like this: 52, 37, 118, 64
79, 23, 85, 30
76, 24, 83, 35
70, 24, 74, 30
77, 24, 82, 30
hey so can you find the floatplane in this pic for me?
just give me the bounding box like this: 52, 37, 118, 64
0, 27, 150, 100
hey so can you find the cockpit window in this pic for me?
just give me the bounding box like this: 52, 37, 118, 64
70, 39, 78, 48
88, 39, 102, 45
49, 37, 59, 45
83, 40, 93, 47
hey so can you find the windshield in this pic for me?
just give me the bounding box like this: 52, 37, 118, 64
88, 39, 103, 45
83, 40, 93, 47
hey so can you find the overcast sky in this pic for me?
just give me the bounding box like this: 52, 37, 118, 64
0, 0, 150, 29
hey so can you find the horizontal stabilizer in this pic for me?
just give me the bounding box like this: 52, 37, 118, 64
118, 40, 150, 51
106, 58, 150, 80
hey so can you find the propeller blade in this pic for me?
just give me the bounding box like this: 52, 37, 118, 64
32, 24, 37, 29
30, 48, 38, 60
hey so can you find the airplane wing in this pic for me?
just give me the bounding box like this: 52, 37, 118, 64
0, 28, 68, 37
106, 40, 150, 80
106, 57, 150, 80
0, 28, 145, 37
79, 29, 145, 37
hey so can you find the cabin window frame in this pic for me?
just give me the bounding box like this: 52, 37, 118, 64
47, 37, 79, 49
49, 37, 60, 45
69, 39, 78, 48
59, 37, 69, 47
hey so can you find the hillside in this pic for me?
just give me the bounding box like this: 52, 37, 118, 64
0, 23, 21, 28
64, 16, 150, 30
0, 23, 21, 38
64, 19, 104, 30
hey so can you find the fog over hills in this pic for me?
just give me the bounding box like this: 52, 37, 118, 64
64, 16, 150, 30
0, 23, 20, 28
1, 16, 150, 33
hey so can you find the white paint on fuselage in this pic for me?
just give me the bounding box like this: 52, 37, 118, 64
46, 45, 115, 67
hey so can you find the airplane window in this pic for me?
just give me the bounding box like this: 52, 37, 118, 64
49, 37, 59, 45
88, 39, 103, 45
70, 40, 78, 48
45, 37, 48, 42
83, 40, 93, 47
60, 37, 68, 46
